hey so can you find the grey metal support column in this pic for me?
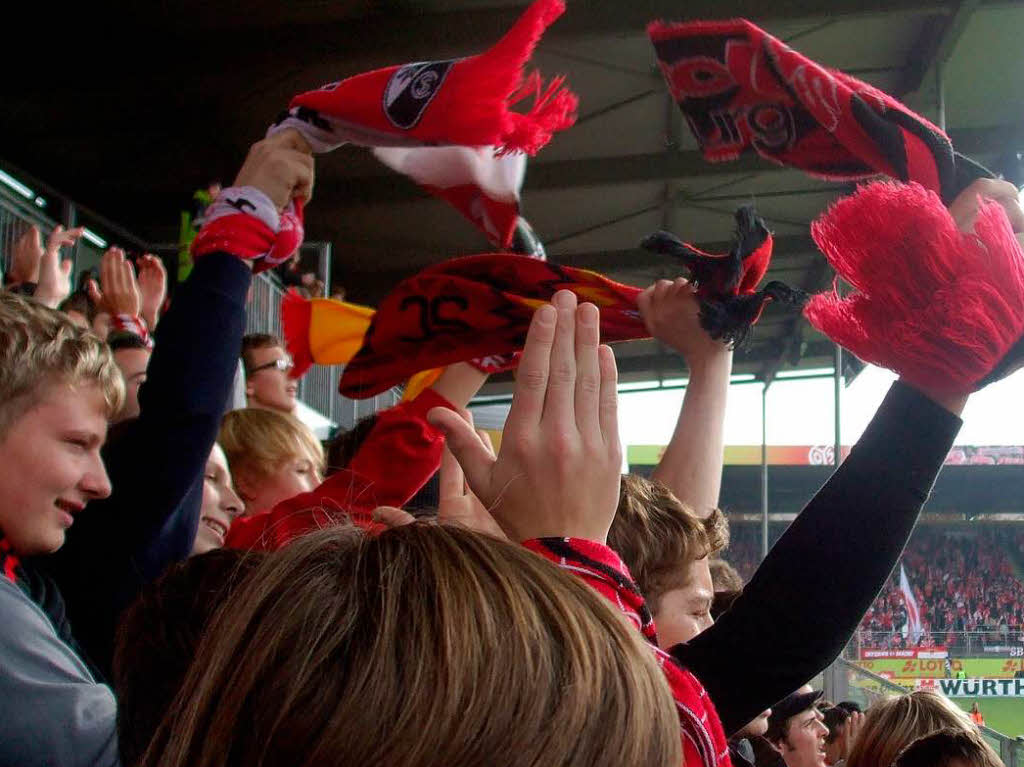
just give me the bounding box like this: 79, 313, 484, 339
761, 382, 770, 560
936, 62, 946, 132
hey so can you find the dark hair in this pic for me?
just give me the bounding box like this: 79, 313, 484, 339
325, 413, 379, 476
836, 700, 863, 714
823, 706, 851, 745
240, 333, 282, 373
59, 289, 99, 323
108, 331, 150, 352
893, 727, 1004, 767
113, 549, 266, 765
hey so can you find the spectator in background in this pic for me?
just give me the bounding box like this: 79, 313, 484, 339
893, 727, 1004, 767
240, 333, 298, 413
765, 689, 829, 767
191, 443, 242, 555
113, 548, 264, 766
822, 705, 863, 767
218, 408, 323, 517
607, 474, 729, 649
970, 702, 985, 727
177, 179, 221, 283
107, 332, 151, 422
711, 557, 745, 592
846, 690, 977, 767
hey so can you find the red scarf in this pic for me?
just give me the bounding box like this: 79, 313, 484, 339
647, 18, 990, 204
195, 0, 576, 270
649, 17, 1024, 393
338, 255, 645, 398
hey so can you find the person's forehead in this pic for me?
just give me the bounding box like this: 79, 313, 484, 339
249, 345, 286, 362
113, 347, 151, 370
33, 381, 110, 427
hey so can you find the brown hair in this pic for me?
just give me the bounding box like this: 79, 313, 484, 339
113, 549, 267, 766
847, 691, 976, 767
709, 557, 744, 592
0, 290, 124, 436
219, 407, 324, 483
240, 332, 282, 374
893, 727, 1004, 767
324, 412, 379, 475
141, 524, 682, 767
608, 473, 728, 610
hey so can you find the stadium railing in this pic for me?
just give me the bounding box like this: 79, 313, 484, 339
826, 657, 1023, 766
0, 167, 401, 429
854, 630, 1024, 659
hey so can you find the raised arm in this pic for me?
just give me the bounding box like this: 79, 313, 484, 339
638, 278, 731, 516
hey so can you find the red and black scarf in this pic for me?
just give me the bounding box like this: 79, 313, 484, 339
647, 18, 991, 204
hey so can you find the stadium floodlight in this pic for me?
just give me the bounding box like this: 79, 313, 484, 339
0, 169, 34, 199
81, 228, 108, 248
33, 196, 46, 208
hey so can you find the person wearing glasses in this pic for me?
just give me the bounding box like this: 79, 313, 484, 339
241, 333, 299, 413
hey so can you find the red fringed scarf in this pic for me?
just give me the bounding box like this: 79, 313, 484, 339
194, 0, 575, 270
647, 18, 990, 204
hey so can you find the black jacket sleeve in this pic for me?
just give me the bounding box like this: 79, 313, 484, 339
44, 252, 251, 676
671, 382, 962, 735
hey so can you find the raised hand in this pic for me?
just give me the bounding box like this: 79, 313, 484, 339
8, 225, 43, 286
87, 247, 141, 318
233, 129, 315, 210
637, 277, 730, 365
429, 290, 622, 544
136, 254, 167, 330
948, 178, 1024, 236
34, 225, 84, 308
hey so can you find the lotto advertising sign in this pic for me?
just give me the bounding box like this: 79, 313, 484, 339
857, 658, 1023, 679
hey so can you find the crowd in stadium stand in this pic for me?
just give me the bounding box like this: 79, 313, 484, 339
727, 527, 1024, 652
3, 12, 1024, 767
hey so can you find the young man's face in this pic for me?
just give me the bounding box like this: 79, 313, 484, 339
0, 382, 111, 555
236, 455, 320, 517
112, 347, 151, 422
778, 708, 829, 767
245, 346, 298, 413
192, 444, 242, 555
652, 556, 714, 649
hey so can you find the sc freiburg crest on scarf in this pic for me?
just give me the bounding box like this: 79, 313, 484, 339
383, 60, 455, 129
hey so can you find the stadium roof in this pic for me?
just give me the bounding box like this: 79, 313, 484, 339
4, 1, 1023, 391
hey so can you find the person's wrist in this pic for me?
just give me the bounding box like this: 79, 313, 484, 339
681, 344, 732, 374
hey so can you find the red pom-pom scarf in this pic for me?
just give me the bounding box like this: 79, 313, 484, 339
804, 182, 1024, 393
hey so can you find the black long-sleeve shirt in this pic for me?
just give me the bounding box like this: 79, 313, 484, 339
41, 253, 250, 677
672, 382, 962, 734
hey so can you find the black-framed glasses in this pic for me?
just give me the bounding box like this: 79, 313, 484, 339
248, 357, 294, 375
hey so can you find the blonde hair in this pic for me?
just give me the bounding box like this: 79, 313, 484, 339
219, 407, 324, 481
847, 691, 977, 767
609, 474, 729, 610
141, 524, 682, 767
0, 291, 123, 435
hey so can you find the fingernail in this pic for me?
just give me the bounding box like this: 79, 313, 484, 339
537, 304, 556, 324
578, 303, 599, 324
